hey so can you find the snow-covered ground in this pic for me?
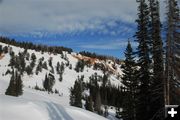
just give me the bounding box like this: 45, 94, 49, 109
0, 89, 107, 120
0, 42, 121, 120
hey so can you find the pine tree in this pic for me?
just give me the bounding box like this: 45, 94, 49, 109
26, 65, 33, 75
0, 45, 3, 55
60, 62, 65, 73
5, 69, 16, 96
43, 73, 55, 93
48, 57, 53, 67
31, 53, 36, 61
149, 0, 165, 119
36, 59, 43, 75
8, 52, 15, 67
42, 61, 48, 70
95, 88, 102, 115
69, 77, 82, 108
165, 0, 180, 105
121, 41, 138, 120
56, 62, 60, 73
85, 96, 93, 112
3, 46, 8, 54
15, 71, 23, 96
30, 53, 36, 69
18, 52, 26, 74
43, 74, 49, 91
135, 0, 152, 120
5, 69, 23, 96
75, 60, 85, 72
59, 74, 63, 82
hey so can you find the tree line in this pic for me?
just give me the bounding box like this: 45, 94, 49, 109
0, 36, 73, 54
120, 0, 180, 120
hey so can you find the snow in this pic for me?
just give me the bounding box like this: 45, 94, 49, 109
0, 42, 123, 96
0, 95, 107, 120
0, 42, 122, 120
0, 80, 108, 120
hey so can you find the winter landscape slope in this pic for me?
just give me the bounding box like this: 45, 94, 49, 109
0, 41, 123, 120
0, 88, 108, 120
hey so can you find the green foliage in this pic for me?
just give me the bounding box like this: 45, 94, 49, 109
30, 53, 36, 69
5, 69, 23, 97
85, 96, 93, 112
75, 60, 85, 72
48, 57, 53, 67
42, 61, 48, 70
57, 62, 65, 82
8, 52, 15, 67
25, 65, 33, 75
0, 45, 3, 54
121, 41, 138, 120
94, 89, 102, 115
3, 46, 8, 54
36, 58, 43, 75
43, 73, 55, 93
69, 76, 83, 108
31, 53, 36, 61
134, 1, 152, 120
0, 36, 73, 54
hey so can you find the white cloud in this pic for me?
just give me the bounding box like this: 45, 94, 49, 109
0, 0, 138, 34
0, 0, 166, 34
79, 39, 138, 50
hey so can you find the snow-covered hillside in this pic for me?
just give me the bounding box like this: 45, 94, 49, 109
0, 88, 108, 120
0, 42, 123, 96
0, 41, 123, 120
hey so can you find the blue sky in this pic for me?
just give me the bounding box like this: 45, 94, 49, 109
0, 0, 167, 59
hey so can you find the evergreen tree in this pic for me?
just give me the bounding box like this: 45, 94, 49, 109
69, 77, 82, 108
42, 61, 48, 70
31, 53, 36, 61
121, 41, 138, 120
59, 73, 63, 82
26, 65, 33, 75
101, 73, 108, 106
5, 69, 16, 96
43, 73, 55, 93
60, 62, 65, 73
75, 60, 85, 72
5, 69, 23, 96
8, 52, 15, 67
30, 53, 36, 69
58, 62, 65, 82
85, 96, 93, 112
165, 0, 180, 105
149, 0, 165, 119
43, 74, 49, 91
48, 57, 53, 67
26, 52, 30, 61
95, 88, 102, 115
56, 62, 60, 73
0, 45, 3, 55
135, 0, 152, 120
18, 52, 26, 74
3, 46, 8, 54
15, 71, 23, 96
36, 59, 43, 75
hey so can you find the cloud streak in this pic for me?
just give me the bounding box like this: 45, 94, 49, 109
79, 39, 138, 50
0, 0, 139, 34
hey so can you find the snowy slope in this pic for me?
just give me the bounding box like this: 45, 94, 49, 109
0, 42, 123, 97
0, 42, 122, 120
0, 91, 108, 120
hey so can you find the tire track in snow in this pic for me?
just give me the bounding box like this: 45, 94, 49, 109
45, 102, 73, 120
46, 102, 64, 120
51, 103, 73, 120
